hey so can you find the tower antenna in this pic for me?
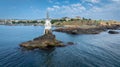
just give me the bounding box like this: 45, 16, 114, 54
46, 11, 49, 19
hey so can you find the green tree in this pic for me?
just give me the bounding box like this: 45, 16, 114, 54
51, 19, 59, 24
40, 21, 45, 24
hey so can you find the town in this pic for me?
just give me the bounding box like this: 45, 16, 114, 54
0, 16, 120, 27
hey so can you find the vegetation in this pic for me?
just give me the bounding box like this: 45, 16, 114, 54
1, 17, 119, 26
51, 17, 100, 26
12, 20, 45, 25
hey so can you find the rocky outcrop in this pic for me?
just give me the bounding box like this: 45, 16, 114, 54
20, 33, 65, 50
108, 30, 119, 34
67, 42, 74, 45
53, 24, 120, 34
102, 24, 120, 30
54, 27, 105, 34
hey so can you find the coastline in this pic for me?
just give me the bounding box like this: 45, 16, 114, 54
53, 24, 120, 34
1, 23, 120, 34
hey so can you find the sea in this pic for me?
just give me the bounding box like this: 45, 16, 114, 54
0, 25, 120, 67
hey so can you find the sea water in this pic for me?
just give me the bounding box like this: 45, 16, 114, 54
0, 25, 120, 67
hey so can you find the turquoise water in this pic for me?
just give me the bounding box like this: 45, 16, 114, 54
0, 25, 120, 67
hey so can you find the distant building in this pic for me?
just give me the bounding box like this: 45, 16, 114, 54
75, 16, 81, 20
37, 20, 41, 22
14, 20, 19, 22
62, 17, 71, 21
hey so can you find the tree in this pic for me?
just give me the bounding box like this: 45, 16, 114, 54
31, 20, 37, 23
40, 21, 45, 24
51, 19, 59, 24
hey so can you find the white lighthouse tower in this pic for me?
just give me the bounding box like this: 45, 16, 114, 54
44, 11, 52, 34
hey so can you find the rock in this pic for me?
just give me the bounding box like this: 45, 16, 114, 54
54, 27, 104, 34
20, 33, 65, 50
105, 25, 120, 30
53, 24, 120, 35
67, 42, 74, 45
108, 30, 119, 34
71, 30, 79, 34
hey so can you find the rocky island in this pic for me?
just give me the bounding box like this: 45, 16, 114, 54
20, 33, 64, 50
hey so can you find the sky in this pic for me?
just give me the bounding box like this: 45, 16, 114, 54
0, 0, 120, 21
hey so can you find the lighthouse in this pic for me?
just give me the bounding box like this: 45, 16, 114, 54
44, 11, 52, 34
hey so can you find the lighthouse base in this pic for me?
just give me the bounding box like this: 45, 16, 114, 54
45, 29, 52, 34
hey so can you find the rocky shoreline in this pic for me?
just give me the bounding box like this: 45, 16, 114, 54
53, 24, 120, 34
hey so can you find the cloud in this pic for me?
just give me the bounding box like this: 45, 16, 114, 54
47, 1, 120, 21
111, 0, 120, 2
53, 5, 60, 9
47, 5, 60, 11
81, 2, 120, 21
47, 7, 54, 11
83, 0, 100, 3
91, 0, 100, 3
47, 3, 86, 18
48, 0, 60, 5
47, 3, 86, 14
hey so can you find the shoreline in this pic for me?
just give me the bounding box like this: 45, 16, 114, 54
53, 24, 120, 34
0, 24, 120, 34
